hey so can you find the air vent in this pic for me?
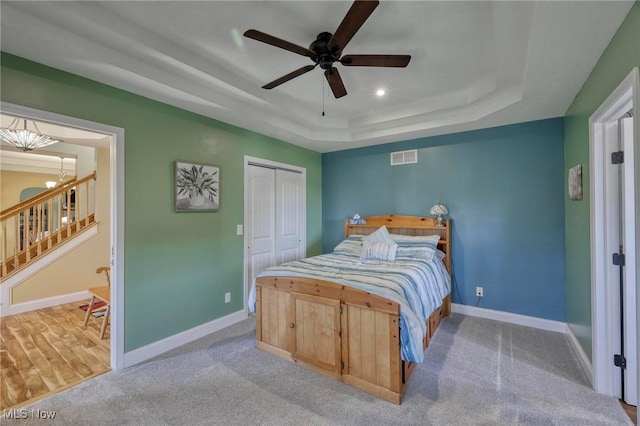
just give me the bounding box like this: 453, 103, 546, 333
390, 149, 417, 166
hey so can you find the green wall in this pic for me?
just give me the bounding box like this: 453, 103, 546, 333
0, 53, 322, 352
564, 3, 640, 360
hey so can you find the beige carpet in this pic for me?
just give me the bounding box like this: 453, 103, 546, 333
1, 314, 631, 425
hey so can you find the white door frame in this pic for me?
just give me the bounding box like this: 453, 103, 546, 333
589, 67, 639, 401
243, 155, 306, 314
1, 101, 126, 371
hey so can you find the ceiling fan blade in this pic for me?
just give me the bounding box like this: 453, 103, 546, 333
244, 29, 316, 58
341, 54, 411, 67
324, 67, 347, 99
328, 0, 379, 53
262, 65, 316, 89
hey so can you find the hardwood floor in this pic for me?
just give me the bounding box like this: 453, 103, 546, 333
620, 400, 637, 424
0, 301, 110, 411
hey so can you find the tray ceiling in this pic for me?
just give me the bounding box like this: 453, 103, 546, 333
0, 1, 634, 152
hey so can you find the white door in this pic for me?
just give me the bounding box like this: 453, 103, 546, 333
247, 165, 276, 297
245, 160, 305, 302
275, 169, 304, 264
605, 115, 637, 406
620, 116, 637, 406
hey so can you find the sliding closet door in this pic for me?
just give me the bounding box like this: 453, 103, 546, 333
246, 161, 305, 301
247, 165, 276, 294
275, 169, 304, 264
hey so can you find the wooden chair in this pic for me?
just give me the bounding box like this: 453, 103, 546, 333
83, 266, 111, 339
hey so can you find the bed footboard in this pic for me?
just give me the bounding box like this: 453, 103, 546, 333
255, 276, 450, 404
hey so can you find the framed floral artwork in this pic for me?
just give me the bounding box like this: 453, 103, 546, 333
568, 164, 582, 201
175, 161, 219, 212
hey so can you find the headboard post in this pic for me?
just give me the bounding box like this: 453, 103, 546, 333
344, 215, 451, 272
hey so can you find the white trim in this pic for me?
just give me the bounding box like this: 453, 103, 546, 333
634, 65, 640, 420
123, 310, 247, 368
4, 290, 91, 317
588, 68, 638, 399
242, 156, 307, 315
0, 225, 98, 317
0, 102, 126, 371
451, 303, 567, 333
566, 324, 594, 386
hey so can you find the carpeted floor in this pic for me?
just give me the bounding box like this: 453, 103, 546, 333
2, 313, 632, 425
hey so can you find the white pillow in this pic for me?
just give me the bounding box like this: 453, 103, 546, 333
361, 240, 397, 262
363, 226, 395, 246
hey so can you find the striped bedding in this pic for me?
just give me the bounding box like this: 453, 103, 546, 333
248, 252, 451, 363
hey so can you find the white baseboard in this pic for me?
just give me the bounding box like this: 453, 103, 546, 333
2, 290, 91, 317
123, 310, 247, 368
451, 303, 567, 333
565, 323, 594, 386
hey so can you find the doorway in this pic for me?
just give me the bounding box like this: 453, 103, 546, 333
0, 101, 125, 371
589, 68, 639, 406
243, 156, 306, 310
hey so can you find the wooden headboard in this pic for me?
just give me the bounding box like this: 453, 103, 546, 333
344, 214, 451, 272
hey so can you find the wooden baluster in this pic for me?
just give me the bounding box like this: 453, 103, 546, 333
85, 181, 90, 224
14, 215, 20, 269
36, 203, 42, 256
57, 192, 62, 244
1, 221, 7, 277
47, 198, 53, 250
65, 189, 71, 239
25, 208, 31, 262
75, 186, 80, 232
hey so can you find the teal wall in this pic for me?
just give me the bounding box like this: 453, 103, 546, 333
323, 118, 566, 321
564, 3, 640, 360
0, 53, 322, 352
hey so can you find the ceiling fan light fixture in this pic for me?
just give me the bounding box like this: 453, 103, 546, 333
0, 118, 61, 152
244, 0, 410, 99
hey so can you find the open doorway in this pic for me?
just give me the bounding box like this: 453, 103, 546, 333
0, 102, 124, 410
590, 67, 638, 408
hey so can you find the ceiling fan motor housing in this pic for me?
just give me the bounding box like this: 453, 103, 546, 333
310, 32, 339, 69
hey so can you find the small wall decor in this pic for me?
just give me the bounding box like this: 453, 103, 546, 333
568, 164, 583, 201
175, 161, 219, 212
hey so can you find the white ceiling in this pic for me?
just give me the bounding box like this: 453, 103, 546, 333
0, 1, 634, 153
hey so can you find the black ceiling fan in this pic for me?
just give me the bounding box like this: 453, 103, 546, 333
244, 0, 410, 99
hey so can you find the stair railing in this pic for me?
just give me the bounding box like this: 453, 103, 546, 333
0, 172, 97, 278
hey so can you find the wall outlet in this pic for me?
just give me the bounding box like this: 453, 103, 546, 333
225, 292, 231, 303
476, 286, 484, 297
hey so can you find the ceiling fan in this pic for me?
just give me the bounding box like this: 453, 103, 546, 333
244, 0, 410, 99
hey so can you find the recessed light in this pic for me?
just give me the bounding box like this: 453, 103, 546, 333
376, 89, 385, 97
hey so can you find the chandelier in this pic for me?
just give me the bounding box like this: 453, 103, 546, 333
0, 117, 61, 151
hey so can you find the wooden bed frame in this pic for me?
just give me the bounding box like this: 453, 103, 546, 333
254, 215, 451, 404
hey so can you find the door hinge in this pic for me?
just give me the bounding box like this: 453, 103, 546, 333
614, 354, 627, 369
613, 253, 625, 266
611, 151, 624, 164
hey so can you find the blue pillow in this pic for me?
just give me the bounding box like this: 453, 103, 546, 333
333, 238, 363, 256
391, 234, 440, 261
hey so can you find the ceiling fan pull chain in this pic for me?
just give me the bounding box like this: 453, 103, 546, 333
322, 75, 326, 117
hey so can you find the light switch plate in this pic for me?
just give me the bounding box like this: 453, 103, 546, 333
236, 224, 243, 235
